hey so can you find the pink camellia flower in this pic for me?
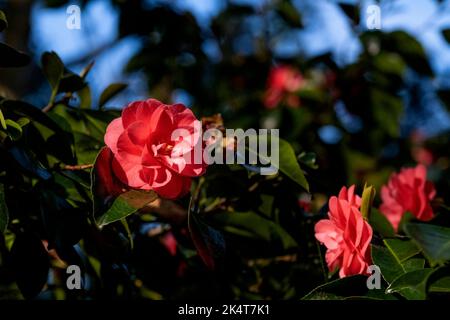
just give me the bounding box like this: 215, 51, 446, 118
264, 65, 303, 109
315, 185, 373, 278
380, 164, 436, 232
103, 99, 207, 199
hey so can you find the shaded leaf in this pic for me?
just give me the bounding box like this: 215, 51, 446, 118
5, 119, 22, 141
369, 208, 395, 237
302, 275, 368, 300
188, 211, 225, 270
10, 233, 50, 299
78, 86, 91, 109
210, 211, 297, 250
1, 100, 65, 134
372, 243, 423, 284
8, 147, 51, 180
0, 183, 8, 233
41, 51, 64, 90
0, 43, 30, 68
429, 276, 450, 293
386, 268, 436, 300
404, 222, 450, 266
58, 73, 86, 93
99, 83, 127, 108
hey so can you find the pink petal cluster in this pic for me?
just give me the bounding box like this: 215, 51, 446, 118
380, 164, 436, 231
315, 186, 373, 278
264, 65, 303, 109
104, 99, 206, 199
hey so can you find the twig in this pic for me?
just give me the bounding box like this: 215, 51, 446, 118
61, 164, 94, 171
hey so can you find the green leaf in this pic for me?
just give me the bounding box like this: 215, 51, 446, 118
372, 242, 423, 284
5, 119, 22, 141
429, 276, 450, 293
41, 51, 64, 101
77, 86, 91, 109
0, 10, 8, 32
1, 100, 65, 134
369, 208, 395, 237
360, 183, 375, 220
384, 238, 421, 262
302, 275, 368, 300
386, 268, 436, 300
96, 190, 158, 227
58, 73, 86, 93
0, 109, 6, 130
246, 135, 309, 191
0, 43, 30, 68
404, 222, 450, 266
298, 151, 318, 169
0, 183, 9, 233
99, 83, 128, 108
210, 211, 297, 250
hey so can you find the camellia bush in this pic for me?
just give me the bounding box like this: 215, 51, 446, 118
1, 2, 450, 301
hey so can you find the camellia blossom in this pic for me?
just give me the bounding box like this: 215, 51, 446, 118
315, 186, 373, 278
264, 65, 303, 109
103, 98, 207, 199
380, 164, 436, 232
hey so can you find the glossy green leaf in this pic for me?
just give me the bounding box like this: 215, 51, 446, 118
372, 243, 423, 284
386, 268, 436, 300
0, 183, 8, 233
404, 222, 450, 266
96, 190, 158, 227
246, 135, 309, 191
99, 83, 128, 108
384, 238, 421, 262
